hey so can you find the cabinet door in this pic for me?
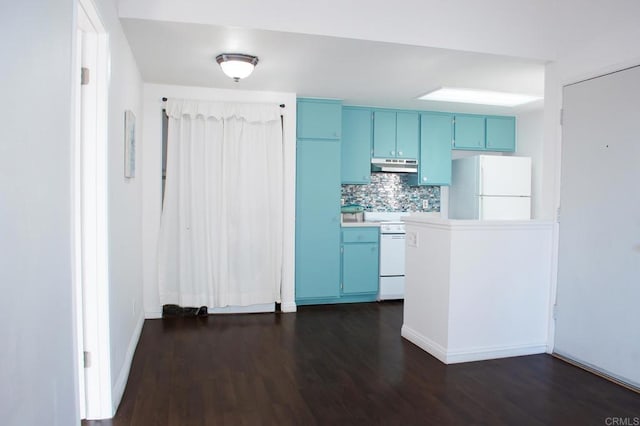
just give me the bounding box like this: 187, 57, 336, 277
419, 113, 453, 185
486, 116, 516, 151
295, 139, 341, 300
395, 112, 419, 159
297, 99, 342, 140
342, 242, 379, 295
373, 111, 397, 157
341, 108, 372, 184
454, 115, 485, 149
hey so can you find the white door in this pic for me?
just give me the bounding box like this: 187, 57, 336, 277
479, 196, 531, 220
479, 155, 532, 196
380, 234, 405, 276
555, 65, 640, 388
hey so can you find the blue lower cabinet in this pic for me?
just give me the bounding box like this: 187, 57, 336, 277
341, 227, 379, 301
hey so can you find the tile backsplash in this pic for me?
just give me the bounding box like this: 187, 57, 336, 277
341, 173, 440, 212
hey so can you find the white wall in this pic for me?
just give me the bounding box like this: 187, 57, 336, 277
0, 0, 79, 424
515, 109, 544, 219
141, 84, 297, 318
92, 0, 145, 413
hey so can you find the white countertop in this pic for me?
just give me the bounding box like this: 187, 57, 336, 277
341, 221, 381, 228
341, 211, 442, 227
403, 213, 555, 229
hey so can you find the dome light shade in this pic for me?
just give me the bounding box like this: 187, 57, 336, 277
215, 53, 259, 82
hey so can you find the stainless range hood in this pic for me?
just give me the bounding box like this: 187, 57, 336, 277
371, 158, 418, 173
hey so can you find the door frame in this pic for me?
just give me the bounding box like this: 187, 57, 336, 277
72, 0, 113, 419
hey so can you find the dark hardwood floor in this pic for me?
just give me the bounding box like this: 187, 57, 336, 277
86, 302, 640, 425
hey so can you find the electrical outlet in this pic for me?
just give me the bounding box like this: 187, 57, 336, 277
407, 232, 419, 248
422, 199, 429, 209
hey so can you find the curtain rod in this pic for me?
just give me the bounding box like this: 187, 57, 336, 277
162, 97, 285, 108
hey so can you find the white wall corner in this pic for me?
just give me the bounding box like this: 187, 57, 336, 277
401, 325, 448, 364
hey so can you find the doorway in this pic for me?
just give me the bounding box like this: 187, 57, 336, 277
73, 0, 113, 419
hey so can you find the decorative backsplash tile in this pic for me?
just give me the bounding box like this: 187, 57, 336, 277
341, 173, 440, 212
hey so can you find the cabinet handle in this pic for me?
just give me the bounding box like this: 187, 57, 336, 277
398, 151, 403, 155
422, 177, 428, 182
390, 150, 395, 155
452, 140, 455, 147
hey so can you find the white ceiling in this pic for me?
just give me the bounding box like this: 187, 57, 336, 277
121, 19, 546, 114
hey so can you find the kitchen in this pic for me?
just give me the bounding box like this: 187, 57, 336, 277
295, 96, 543, 303
294, 96, 555, 365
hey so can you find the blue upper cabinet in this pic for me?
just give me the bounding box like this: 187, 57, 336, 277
373, 110, 419, 159
453, 114, 485, 150
297, 98, 342, 140
396, 112, 420, 159
410, 112, 453, 186
373, 111, 396, 157
341, 107, 372, 184
486, 116, 516, 151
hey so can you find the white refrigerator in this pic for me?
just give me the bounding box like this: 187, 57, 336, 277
449, 155, 532, 220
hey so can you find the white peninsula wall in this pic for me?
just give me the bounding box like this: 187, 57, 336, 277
402, 215, 557, 364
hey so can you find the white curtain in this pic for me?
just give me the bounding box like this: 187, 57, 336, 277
157, 99, 283, 308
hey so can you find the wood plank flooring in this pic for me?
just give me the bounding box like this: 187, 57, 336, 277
85, 302, 640, 425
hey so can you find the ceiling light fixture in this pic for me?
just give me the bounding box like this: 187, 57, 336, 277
215, 53, 259, 82
418, 87, 542, 107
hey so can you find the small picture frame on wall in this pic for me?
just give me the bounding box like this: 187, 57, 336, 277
124, 110, 136, 178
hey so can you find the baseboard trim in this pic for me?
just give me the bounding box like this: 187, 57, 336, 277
401, 324, 547, 364
209, 303, 275, 314
401, 325, 448, 363
145, 311, 162, 319
552, 352, 640, 394
281, 301, 297, 313
111, 313, 144, 415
